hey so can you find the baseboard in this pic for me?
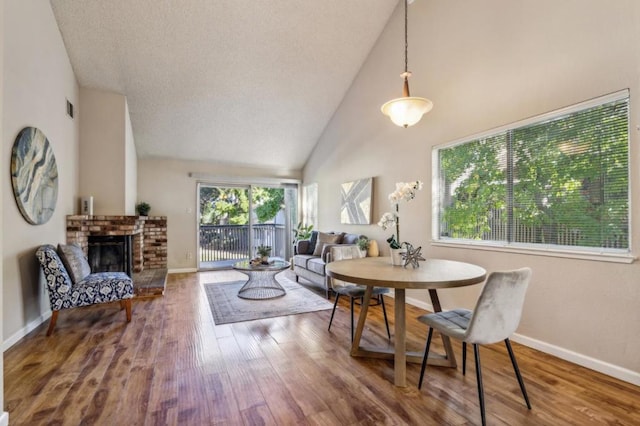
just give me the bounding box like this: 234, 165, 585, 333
168, 267, 198, 273
402, 293, 640, 386
0, 411, 9, 426
404, 292, 433, 312
3, 312, 50, 352
511, 334, 640, 386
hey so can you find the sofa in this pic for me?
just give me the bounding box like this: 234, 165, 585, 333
293, 231, 364, 297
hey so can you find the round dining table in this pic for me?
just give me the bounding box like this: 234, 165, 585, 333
326, 256, 487, 387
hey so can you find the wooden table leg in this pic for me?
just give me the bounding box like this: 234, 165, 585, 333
394, 288, 407, 387
351, 286, 408, 387
351, 285, 373, 356
428, 289, 457, 368
349, 287, 456, 385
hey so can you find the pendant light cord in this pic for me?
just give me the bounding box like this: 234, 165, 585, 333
404, 0, 408, 74
381, 0, 433, 126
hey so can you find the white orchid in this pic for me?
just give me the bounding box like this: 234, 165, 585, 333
377, 211, 397, 230
378, 180, 423, 248
388, 180, 423, 204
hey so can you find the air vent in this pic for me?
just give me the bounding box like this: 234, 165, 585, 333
66, 99, 74, 119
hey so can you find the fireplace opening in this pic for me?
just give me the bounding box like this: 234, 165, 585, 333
88, 235, 133, 277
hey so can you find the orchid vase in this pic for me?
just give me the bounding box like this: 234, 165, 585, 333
390, 248, 406, 266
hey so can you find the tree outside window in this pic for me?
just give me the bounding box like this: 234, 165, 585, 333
436, 92, 629, 252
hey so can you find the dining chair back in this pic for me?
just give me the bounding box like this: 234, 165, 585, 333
417, 267, 532, 426
465, 267, 531, 345
327, 245, 390, 342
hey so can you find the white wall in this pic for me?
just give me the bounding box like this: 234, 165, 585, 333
79, 88, 132, 215
124, 100, 137, 215
2, 0, 80, 347
137, 158, 301, 270
304, 0, 640, 382
0, 1, 6, 422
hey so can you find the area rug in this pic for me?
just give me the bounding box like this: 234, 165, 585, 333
203, 274, 334, 325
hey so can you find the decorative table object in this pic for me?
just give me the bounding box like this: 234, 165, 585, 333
367, 239, 380, 257
378, 180, 423, 265
390, 248, 406, 266
256, 244, 272, 264
357, 236, 370, 257
401, 243, 425, 268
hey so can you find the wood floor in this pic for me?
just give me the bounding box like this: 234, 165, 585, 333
4, 270, 639, 425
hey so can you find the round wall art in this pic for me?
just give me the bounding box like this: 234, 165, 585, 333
10, 127, 59, 225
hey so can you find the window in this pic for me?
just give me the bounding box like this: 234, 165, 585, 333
434, 90, 629, 253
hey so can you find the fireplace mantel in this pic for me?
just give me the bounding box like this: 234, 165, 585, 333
66, 215, 167, 273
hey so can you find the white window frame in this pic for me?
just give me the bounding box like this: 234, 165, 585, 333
431, 89, 635, 264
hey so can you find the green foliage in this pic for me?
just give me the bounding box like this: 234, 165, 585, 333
357, 236, 370, 251
136, 202, 150, 216
439, 98, 629, 248
293, 222, 313, 243
256, 244, 271, 257
440, 135, 505, 238
213, 189, 249, 225
386, 235, 402, 249
199, 187, 219, 221
199, 187, 284, 225
252, 187, 284, 223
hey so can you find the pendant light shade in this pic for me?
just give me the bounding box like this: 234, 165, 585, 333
381, 96, 433, 128
381, 0, 432, 128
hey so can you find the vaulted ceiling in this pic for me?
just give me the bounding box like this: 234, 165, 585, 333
50, 0, 398, 170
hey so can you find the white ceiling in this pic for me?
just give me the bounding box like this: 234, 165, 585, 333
50, 0, 398, 170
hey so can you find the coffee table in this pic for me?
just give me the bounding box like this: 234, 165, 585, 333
233, 259, 290, 299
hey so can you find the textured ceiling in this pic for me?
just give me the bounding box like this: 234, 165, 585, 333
50, 0, 398, 170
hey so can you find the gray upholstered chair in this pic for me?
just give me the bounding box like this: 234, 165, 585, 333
417, 267, 532, 426
327, 245, 390, 342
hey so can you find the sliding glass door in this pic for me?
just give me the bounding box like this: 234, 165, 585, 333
198, 183, 297, 269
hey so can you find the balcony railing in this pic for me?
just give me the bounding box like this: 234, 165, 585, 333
199, 224, 287, 262
440, 208, 627, 248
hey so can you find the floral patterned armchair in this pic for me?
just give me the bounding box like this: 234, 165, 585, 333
35, 244, 134, 335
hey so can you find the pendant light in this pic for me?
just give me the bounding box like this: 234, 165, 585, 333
381, 0, 433, 128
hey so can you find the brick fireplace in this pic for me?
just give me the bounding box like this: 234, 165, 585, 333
66, 215, 167, 274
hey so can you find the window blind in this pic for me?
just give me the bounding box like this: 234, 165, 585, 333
437, 91, 629, 252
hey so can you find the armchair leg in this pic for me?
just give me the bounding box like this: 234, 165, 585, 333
46, 311, 59, 336
505, 338, 531, 409
124, 299, 132, 322
328, 294, 340, 331
418, 327, 434, 389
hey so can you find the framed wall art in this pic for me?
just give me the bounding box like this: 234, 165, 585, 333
340, 177, 372, 225
10, 127, 59, 225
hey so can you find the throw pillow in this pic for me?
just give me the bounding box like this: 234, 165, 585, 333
57, 243, 91, 284
306, 230, 319, 254
312, 232, 342, 256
